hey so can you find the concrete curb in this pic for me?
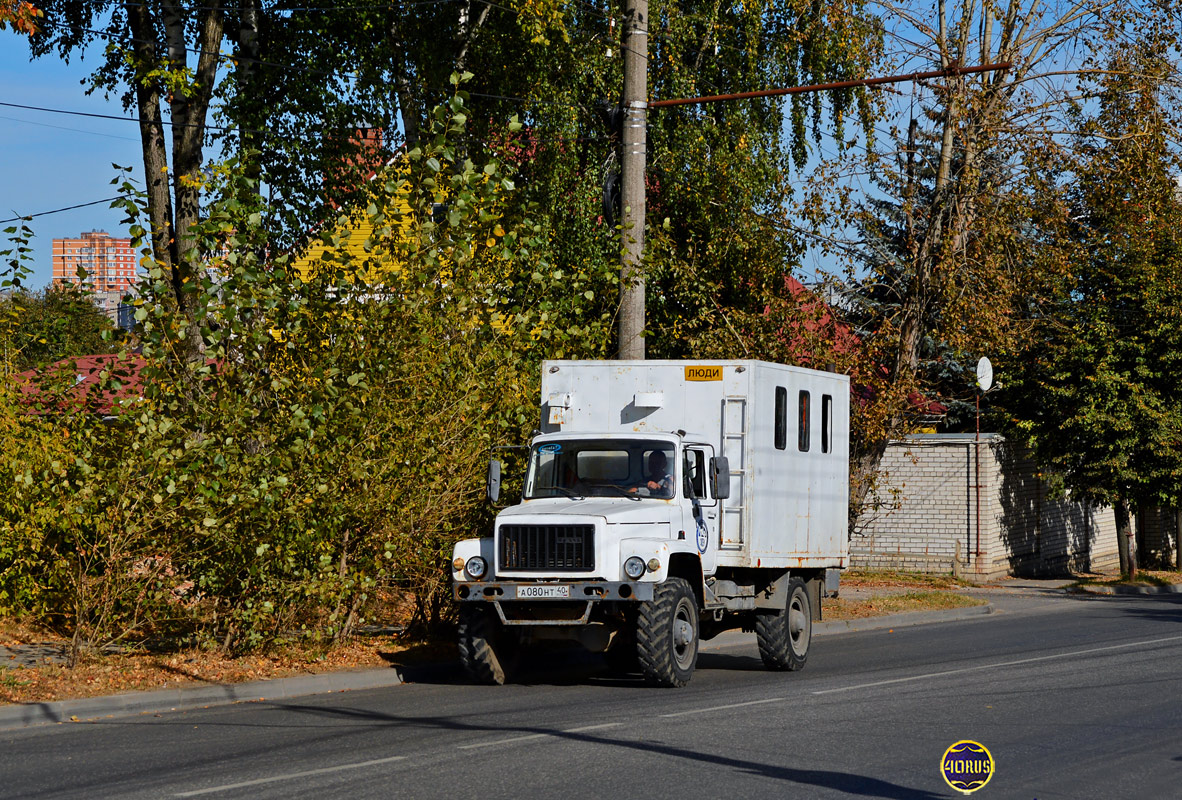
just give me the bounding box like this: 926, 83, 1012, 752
2, 602, 996, 731
0, 667, 404, 732
1069, 583, 1182, 596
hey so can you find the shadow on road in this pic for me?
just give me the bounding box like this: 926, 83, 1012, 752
696, 651, 766, 671
1111, 594, 1182, 625
263, 699, 943, 800
394, 645, 769, 687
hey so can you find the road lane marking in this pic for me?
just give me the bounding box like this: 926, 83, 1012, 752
457, 722, 623, 750
660, 697, 786, 718
458, 732, 549, 749
563, 722, 625, 733
812, 634, 1182, 695
174, 755, 407, 797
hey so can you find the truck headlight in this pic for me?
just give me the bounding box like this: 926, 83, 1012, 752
623, 556, 646, 580
465, 556, 487, 579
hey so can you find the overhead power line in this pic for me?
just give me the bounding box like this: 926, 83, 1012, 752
649, 62, 1014, 108
1, 196, 125, 225
0, 99, 144, 123
119, 0, 466, 12
0, 113, 141, 142
0, 99, 233, 130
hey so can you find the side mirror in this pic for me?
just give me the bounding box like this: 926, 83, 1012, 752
710, 456, 731, 500
487, 459, 502, 502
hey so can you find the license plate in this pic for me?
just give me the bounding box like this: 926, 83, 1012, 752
516, 584, 570, 599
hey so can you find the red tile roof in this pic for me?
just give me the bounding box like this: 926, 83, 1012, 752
13, 354, 146, 415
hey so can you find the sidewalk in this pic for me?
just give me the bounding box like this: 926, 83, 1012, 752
975, 575, 1182, 596
1, 642, 68, 668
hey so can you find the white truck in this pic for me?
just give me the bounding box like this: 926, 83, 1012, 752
451, 359, 850, 686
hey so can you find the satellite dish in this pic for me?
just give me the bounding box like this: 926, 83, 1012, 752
976, 357, 993, 392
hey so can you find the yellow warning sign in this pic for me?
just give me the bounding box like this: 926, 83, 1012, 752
685, 366, 722, 382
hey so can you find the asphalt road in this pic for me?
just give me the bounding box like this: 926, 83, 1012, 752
3, 590, 1181, 800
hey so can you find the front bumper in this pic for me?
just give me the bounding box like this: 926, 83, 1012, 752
454, 580, 654, 603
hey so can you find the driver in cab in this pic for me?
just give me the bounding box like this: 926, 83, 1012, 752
630, 451, 673, 498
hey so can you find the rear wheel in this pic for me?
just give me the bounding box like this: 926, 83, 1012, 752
458, 603, 519, 685
636, 578, 699, 687
755, 576, 811, 671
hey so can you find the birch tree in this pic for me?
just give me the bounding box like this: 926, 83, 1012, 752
807, 0, 1182, 520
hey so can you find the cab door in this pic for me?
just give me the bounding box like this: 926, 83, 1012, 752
682, 446, 718, 576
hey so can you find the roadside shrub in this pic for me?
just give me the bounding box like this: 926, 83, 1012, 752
0, 84, 613, 657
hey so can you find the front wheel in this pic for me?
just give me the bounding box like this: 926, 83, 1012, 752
458, 603, 519, 685
636, 577, 699, 687
755, 576, 811, 671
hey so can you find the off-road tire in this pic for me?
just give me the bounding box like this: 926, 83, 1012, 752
755, 576, 811, 671
458, 603, 518, 685
636, 577, 699, 687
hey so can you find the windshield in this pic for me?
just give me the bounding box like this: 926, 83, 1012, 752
524, 439, 677, 500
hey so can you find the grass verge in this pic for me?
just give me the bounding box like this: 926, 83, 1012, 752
842, 569, 977, 590
824, 591, 986, 621
1068, 569, 1182, 590
1, 623, 455, 706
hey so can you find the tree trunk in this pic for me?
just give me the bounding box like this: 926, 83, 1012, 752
1175, 508, 1181, 572
126, 2, 225, 363
849, 445, 888, 532
1136, 508, 1148, 570
454, 0, 492, 73
1114, 499, 1135, 577
391, 4, 420, 150
127, 3, 176, 279
166, 4, 225, 360
235, 0, 262, 178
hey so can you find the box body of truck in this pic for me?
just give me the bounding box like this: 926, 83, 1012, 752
452, 360, 850, 686
539, 359, 849, 570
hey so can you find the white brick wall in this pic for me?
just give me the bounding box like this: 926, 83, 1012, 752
1135, 508, 1181, 568
852, 434, 1120, 579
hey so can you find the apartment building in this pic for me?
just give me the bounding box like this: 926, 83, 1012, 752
52, 230, 138, 318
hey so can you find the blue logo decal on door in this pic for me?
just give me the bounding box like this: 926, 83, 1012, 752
695, 516, 709, 553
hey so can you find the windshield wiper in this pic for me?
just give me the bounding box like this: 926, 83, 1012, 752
603, 484, 642, 501
544, 486, 584, 500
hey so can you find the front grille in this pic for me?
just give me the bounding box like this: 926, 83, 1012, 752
499, 524, 595, 572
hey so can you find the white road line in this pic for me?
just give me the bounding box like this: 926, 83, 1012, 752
564, 722, 625, 733
174, 755, 407, 797
660, 697, 786, 718
812, 634, 1182, 696
458, 732, 549, 749
457, 722, 624, 750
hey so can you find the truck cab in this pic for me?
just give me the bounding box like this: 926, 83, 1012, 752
453, 431, 727, 685
503, 431, 725, 577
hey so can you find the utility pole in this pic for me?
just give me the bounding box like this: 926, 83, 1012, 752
618, 0, 647, 359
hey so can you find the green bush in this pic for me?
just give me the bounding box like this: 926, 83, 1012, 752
0, 86, 614, 658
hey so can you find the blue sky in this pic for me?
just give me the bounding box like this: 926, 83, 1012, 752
1, 35, 143, 289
